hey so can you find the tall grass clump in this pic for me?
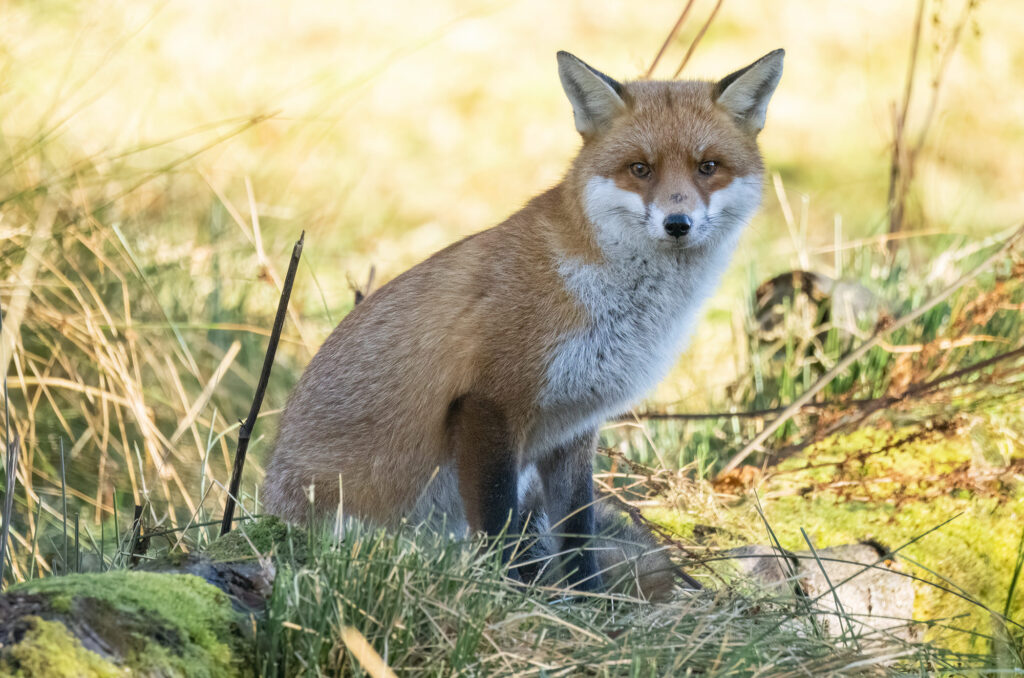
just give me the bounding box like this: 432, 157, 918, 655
255, 519, 1009, 677
0, 115, 308, 582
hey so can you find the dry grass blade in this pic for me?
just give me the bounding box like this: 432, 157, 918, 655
720, 222, 1024, 476
0, 202, 55, 380
168, 340, 241, 447
340, 626, 398, 678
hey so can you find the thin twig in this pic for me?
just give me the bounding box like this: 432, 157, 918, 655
887, 0, 926, 241
672, 0, 725, 78
909, 341, 1024, 398
221, 231, 305, 536
719, 223, 1024, 476
644, 0, 697, 79
624, 404, 828, 422
911, 0, 975, 164
627, 336, 1024, 425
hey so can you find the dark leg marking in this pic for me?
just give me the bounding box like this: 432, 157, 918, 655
447, 395, 521, 565
537, 430, 602, 593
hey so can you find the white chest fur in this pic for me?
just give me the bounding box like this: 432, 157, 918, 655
527, 176, 753, 456
530, 247, 730, 454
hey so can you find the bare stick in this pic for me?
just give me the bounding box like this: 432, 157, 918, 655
719, 223, 1024, 476
623, 403, 828, 422
672, 0, 725, 78
644, 0, 697, 79
220, 231, 305, 536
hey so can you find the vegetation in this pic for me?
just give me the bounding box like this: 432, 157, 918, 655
2, 0, 1023, 675
7, 571, 248, 676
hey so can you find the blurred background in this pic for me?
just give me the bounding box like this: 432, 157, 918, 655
5, 0, 1021, 391
2, 0, 1023, 633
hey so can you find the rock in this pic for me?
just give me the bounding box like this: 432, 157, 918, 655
723, 541, 919, 643
0, 518, 289, 675
753, 270, 883, 355
0, 570, 253, 677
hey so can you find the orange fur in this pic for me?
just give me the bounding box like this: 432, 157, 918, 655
263, 50, 784, 558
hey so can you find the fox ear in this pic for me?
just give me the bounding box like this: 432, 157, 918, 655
557, 51, 627, 138
715, 49, 784, 134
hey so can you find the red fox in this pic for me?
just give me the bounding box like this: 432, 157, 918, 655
264, 49, 783, 595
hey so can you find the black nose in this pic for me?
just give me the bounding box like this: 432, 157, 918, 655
664, 213, 693, 238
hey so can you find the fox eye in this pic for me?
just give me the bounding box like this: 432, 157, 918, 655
698, 160, 718, 176
629, 162, 652, 179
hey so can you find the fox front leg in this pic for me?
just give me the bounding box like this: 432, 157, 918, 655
537, 430, 602, 593
447, 395, 523, 569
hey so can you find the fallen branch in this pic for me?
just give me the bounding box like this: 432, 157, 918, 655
220, 232, 304, 536
623, 403, 830, 422
718, 223, 1024, 477
627, 336, 1024, 425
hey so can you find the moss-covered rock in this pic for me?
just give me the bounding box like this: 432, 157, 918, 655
0, 615, 123, 678
205, 516, 290, 562
3, 571, 250, 677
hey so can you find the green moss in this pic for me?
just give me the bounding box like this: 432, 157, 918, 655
11, 571, 246, 677
48, 592, 73, 614
205, 516, 290, 562
0, 616, 122, 678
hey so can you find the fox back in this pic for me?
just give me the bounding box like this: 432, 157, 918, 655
263, 49, 783, 591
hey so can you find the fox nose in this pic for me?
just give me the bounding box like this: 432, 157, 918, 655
664, 213, 693, 238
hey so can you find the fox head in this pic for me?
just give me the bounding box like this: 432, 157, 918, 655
558, 49, 783, 254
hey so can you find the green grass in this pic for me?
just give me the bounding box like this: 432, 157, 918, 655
249, 518, 1005, 676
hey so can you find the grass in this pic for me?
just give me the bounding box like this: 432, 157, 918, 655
249, 518, 1013, 676
2, 0, 1024, 674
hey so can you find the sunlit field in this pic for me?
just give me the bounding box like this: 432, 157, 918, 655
2, 0, 1023, 673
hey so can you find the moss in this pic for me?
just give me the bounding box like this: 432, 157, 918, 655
48, 592, 72, 614
205, 516, 290, 562
0, 616, 122, 678
11, 571, 247, 677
